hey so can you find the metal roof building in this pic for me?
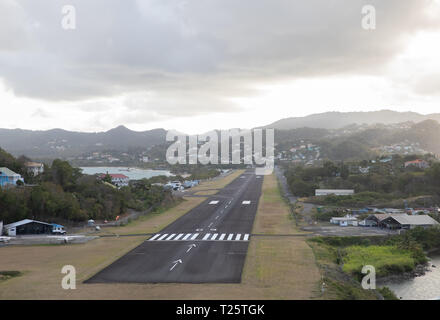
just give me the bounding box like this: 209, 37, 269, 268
315, 189, 355, 196
3, 219, 54, 236
380, 214, 439, 230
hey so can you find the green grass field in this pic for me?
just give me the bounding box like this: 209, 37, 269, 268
342, 245, 415, 279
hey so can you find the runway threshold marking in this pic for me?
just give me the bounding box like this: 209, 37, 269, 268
148, 233, 250, 242
157, 234, 169, 240
191, 233, 199, 240
166, 234, 176, 240
182, 233, 192, 240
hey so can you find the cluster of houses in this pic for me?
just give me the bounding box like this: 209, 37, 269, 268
0, 162, 44, 188
330, 207, 439, 230
276, 141, 321, 163
164, 180, 200, 191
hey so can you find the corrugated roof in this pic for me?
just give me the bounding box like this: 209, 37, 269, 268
4, 219, 52, 229
386, 215, 439, 226
0, 167, 20, 176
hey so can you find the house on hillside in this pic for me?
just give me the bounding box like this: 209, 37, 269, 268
99, 173, 129, 187
404, 159, 429, 169
0, 167, 24, 187
25, 162, 44, 176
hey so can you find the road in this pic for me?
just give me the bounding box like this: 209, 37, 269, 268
86, 169, 264, 284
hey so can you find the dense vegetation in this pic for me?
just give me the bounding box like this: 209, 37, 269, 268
0, 149, 173, 224
284, 155, 440, 206
310, 227, 439, 280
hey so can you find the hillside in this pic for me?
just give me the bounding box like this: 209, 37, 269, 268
0, 126, 166, 158
264, 110, 440, 130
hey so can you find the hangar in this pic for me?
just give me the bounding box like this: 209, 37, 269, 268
3, 219, 54, 236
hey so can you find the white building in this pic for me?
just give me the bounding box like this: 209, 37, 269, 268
0, 167, 24, 187
25, 162, 44, 176
315, 189, 355, 196
330, 216, 358, 227
100, 173, 129, 187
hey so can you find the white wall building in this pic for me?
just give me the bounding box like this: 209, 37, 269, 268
330, 216, 358, 227
315, 189, 355, 196
25, 162, 44, 176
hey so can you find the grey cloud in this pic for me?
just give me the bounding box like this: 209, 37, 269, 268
0, 0, 439, 115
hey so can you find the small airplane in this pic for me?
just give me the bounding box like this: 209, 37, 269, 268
0, 236, 12, 243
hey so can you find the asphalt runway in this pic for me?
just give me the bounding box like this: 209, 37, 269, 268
86, 169, 264, 284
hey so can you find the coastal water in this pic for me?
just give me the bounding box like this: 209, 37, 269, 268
80, 167, 173, 180
379, 254, 440, 300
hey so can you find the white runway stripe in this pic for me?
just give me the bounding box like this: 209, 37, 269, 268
157, 234, 168, 240
148, 232, 250, 241
149, 234, 161, 241
174, 233, 184, 240
182, 233, 192, 240
165, 234, 176, 240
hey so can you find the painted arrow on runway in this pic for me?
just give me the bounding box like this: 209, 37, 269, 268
186, 244, 196, 253
170, 259, 183, 271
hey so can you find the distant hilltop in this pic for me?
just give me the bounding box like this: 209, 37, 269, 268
2, 110, 440, 159
263, 110, 440, 130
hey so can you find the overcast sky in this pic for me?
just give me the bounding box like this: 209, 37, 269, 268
1, 0, 440, 134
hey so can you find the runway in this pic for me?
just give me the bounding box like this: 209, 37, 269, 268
86, 169, 263, 284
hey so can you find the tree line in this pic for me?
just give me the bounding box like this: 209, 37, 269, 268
0, 148, 173, 224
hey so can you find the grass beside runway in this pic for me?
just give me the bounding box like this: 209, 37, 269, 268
187, 169, 244, 192
241, 174, 321, 299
